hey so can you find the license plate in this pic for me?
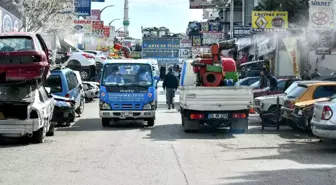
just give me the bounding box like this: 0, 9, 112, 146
0, 112, 4, 120
208, 113, 228, 119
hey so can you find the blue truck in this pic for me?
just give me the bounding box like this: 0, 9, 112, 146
99, 60, 160, 127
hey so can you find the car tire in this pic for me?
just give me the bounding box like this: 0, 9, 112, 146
46, 122, 55, 136
102, 118, 110, 127
32, 124, 46, 143
66, 60, 82, 71
80, 69, 91, 81
76, 98, 85, 115
146, 118, 155, 127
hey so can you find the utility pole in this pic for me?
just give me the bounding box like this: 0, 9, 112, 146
230, 0, 234, 39
242, 0, 245, 25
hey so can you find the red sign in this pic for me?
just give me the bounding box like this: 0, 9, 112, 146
74, 20, 91, 24
92, 21, 104, 29
103, 26, 110, 37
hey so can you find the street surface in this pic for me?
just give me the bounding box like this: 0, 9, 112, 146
0, 86, 335, 185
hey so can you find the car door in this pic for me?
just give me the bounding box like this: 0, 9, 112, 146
69, 72, 81, 109
38, 87, 52, 122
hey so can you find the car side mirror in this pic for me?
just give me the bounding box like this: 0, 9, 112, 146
45, 87, 51, 94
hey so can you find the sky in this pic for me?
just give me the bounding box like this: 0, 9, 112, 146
91, 0, 204, 39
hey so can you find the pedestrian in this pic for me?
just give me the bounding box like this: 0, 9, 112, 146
302, 70, 312, 80
163, 67, 179, 110
259, 69, 268, 89
311, 69, 321, 79
160, 66, 166, 80
267, 73, 278, 91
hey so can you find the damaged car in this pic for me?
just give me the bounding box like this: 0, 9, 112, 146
0, 82, 55, 143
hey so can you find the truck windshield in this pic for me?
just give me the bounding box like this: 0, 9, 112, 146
0, 84, 35, 102
102, 63, 153, 86
0, 36, 34, 52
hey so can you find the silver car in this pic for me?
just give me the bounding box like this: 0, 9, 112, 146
311, 95, 336, 139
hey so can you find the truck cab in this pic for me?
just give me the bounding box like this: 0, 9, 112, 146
99, 60, 160, 127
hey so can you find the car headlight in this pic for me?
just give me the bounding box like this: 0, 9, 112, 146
143, 101, 155, 110
99, 101, 111, 110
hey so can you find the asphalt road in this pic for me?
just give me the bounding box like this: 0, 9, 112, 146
0, 90, 335, 185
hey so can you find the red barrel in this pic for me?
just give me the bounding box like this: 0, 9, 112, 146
221, 58, 237, 72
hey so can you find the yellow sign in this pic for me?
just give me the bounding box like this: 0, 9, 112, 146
252, 11, 288, 31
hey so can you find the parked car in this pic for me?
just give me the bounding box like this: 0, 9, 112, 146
83, 50, 107, 69
49, 94, 76, 127
0, 32, 50, 82
235, 77, 260, 86
45, 67, 85, 122
282, 81, 336, 130
82, 81, 99, 102
291, 84, 336, 131
254, 81, 321, 124
63, 49, 96, 81
0, 82, 55, 143
311, 95, 336, 139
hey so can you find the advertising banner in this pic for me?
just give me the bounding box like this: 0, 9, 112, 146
282, 37, 299, 77
189, 0, 215, 9
251, 11, 288, 31
91, 20, 104, 37
180, 39, 192, 48
91, 9, 101, 20
202, 33, 222, 45
179, 49, 192, 58
73, 20, 92, 33
142, 38, 180, 48
103, 26, 110, 38
308, 0, 333, 30
0, 6, 23, 32
74, 0, 91, 16
233, 26, 252, 38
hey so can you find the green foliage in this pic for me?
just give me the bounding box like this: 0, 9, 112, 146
254, 0, 309, 26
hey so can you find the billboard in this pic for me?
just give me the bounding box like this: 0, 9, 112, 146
91, 9, 101, 20
73, 20, 92, 33
0, 6, 23, 32
91, 20, 104, 37
308, 0, 333, 30
74, 0, 91, 16
233, 26, 252, 38
251, 11, 288, 32
142, 38, 180, 62
142, 38, 180, 48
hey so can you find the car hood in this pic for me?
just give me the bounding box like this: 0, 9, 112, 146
295, 98, 330, 108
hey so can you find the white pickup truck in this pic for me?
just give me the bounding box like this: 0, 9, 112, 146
178, 60, 254, 133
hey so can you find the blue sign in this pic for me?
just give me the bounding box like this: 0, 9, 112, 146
143, 57, 179, 63
92, 0, 105, 1
142, 48, 179, 58
142, 38, 180, 49
74, 0, 91, 16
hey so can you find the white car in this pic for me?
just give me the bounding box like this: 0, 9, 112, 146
63, 49, 96, 81
0, 84, 55, 143
311, 95, 336, 139
83, 50, 107, 68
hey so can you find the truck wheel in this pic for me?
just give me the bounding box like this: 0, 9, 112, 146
146, 118, 155, 127
32, 124, 46, 143
102, 118, 111, 127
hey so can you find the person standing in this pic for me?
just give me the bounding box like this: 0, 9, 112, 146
259, 70, 268, 89
163, 67, 179, 110
267, 73, 278, 91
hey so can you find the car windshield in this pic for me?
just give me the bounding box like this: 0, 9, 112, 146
45, 75, 63, 93
0, 84, 35, 102
284, 82, 299, 94
0, 36, 34, 52
102, 63, 153, 86
287, 85, 307, 99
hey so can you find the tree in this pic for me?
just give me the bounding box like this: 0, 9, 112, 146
254, 0, 309, 27
21, 0, 75, 33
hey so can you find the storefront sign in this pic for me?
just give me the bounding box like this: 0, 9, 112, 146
142, 38, 180, 48
233, 26, 251, 38
74, 0, 91, 16
180, 39, 192, 48
91, 9, 101, 20
252, 11, 288, 31
73, 20, 92, 33
179, 49, 192, 58
202, 33, 222, 45
0, 7, 23, 32
308, 0, 333, 30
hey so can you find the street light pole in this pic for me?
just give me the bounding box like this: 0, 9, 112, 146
100, 5, 114, 15
109, 18, 121, 26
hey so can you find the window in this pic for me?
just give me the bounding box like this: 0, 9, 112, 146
45, 75, 62, 93
284, 82, 298, 95
0, 36, 34, 51
70, 72, 79, 89
277, 80, 287, 90
313, 85, 336, 99
66, 72, 75, 90
248, 78, 259, 85
287, 85, 307, 99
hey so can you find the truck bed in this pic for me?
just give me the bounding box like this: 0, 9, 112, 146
179, 86, 253, 111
